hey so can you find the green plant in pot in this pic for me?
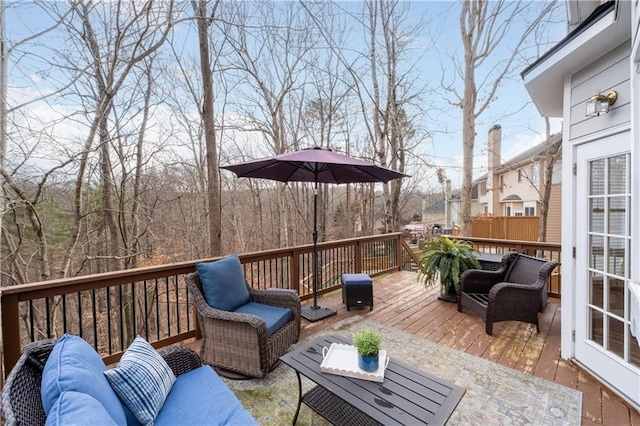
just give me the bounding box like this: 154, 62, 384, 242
353, 329, 382, 372
416, 236, 480, 303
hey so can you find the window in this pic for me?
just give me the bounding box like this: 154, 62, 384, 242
531, 163, 540, 187
479, 181, 486, 196
505, 206, 511, 216
499, 175, 504, 193
518, 169, 522, 183
524, 201, 536, 216
515, 212, 523, 217
483, 205, 488, 214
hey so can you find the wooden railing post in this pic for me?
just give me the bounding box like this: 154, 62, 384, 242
355, 240, 363, 273
290, 251, 300, 293
2, 293, 21, 378
396, 234, 403, 271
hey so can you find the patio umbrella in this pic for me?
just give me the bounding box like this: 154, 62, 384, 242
221, 146, 408, 321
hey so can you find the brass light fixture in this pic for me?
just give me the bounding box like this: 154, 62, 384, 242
585, 90, 618, 117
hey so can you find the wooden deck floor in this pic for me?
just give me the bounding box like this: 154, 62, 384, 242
296, 271, 640, 426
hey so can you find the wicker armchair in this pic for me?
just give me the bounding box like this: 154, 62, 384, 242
457, 252, 559, 336
185, 272, 301, 378
1, 339, 202, 426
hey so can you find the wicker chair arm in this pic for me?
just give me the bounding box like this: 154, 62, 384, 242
459, 269, 506, 293
537, 261, 559, 282
250, 288, 301, 313
1, 339, 57, 426
158, 345, 203, 377
488, 281, 545, 311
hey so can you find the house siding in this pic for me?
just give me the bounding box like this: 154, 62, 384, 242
499, 168, 541, 205
545, 184, 562, 243
569, 41, 631, 140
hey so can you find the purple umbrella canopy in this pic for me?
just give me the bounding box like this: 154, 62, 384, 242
220, 146, 407, 184
221, 146, 408, 321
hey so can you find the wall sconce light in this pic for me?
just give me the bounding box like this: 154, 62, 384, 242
585, 90, 618, 117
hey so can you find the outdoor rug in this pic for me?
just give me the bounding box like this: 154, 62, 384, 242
222, 315, 582, 425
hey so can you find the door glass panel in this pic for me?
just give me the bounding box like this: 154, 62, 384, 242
590, 159, 605, 195
607, 237, 625, 275
590, 273, 604, 308
607, 155, 627, 194
608, 197, 626, 236
590, 235, 604, 270
590, 198, 604, 233
590, 309, 603, 346
608, 278, 624, 317
608, 317, 625, 358
630, 328, 640, 368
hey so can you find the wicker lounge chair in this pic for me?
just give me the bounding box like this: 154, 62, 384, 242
186, 272, 301, 378
457, 252, 559, 335
1, 339, 203, 426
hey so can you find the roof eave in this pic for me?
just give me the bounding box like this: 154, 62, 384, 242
521, 1, 629, 118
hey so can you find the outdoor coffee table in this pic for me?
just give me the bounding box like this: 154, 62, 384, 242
280, 335, 465, 425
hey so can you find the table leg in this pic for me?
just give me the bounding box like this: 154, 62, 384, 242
292, 370, 303, 425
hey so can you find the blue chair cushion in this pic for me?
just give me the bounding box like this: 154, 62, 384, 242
45, 391, 117, 426
104, 336, 176, 426
233, 302, 293, 336
155, 366, 257, 426
342, 273, 373, 286
41, 334, 127, 425
197, 254, 251, 311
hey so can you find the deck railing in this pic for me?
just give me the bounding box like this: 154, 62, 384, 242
1, 233, 413, 377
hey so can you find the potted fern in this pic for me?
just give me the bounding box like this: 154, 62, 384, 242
353, 329, 382, 372
416, 236, 480, 302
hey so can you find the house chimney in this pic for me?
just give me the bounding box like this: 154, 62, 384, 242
487, 125, 501, 215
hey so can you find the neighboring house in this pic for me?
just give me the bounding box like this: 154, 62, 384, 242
474, 125, 563, 242
522, 0, 640, 410
423, 182, 470, 230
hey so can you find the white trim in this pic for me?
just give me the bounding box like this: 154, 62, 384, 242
524, 4, 631, 117
561, 75, 576, 360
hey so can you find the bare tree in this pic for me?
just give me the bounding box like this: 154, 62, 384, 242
191, 0, 222, 257
445, 0, 558, 236
221, 1, 316, 248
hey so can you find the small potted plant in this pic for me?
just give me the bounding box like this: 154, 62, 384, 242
416, 236, 480, 302
353, 329, 382, 372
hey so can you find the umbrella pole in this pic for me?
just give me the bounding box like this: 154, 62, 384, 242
300, 180, 337, 322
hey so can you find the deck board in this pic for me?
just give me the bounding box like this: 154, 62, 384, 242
295, 271, 639, 425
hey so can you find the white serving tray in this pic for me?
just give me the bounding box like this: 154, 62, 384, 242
320, 343, 389, 383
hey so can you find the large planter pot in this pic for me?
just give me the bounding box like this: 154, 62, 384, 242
437, 282, 458, 303
358, 353, 379, 372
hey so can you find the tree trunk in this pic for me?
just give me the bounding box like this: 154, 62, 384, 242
194, 0, 222, 257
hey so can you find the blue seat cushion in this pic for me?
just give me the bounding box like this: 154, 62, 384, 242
233, 302, 293, 336
197, 254, 251, 311
155, 366, 257, 426
41, 334, 127, 425
342, 273, 372, 286
45, 391, 117, 426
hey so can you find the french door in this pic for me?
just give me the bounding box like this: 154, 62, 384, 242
575, 133, 640, 403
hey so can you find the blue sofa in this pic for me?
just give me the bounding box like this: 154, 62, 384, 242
1, 335, 257, 426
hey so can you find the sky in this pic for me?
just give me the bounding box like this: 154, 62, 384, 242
3, 0, 567, 191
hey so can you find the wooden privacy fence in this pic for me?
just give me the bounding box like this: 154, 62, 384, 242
471, 216, 540, 241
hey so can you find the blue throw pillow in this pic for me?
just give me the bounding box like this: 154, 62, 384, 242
196, 254, 251, 311
104, 336, 176, 426
41, 334, 127, 425
45, 391, 117, 426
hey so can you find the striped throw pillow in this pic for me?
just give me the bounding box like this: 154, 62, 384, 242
104, 336, 176, 425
